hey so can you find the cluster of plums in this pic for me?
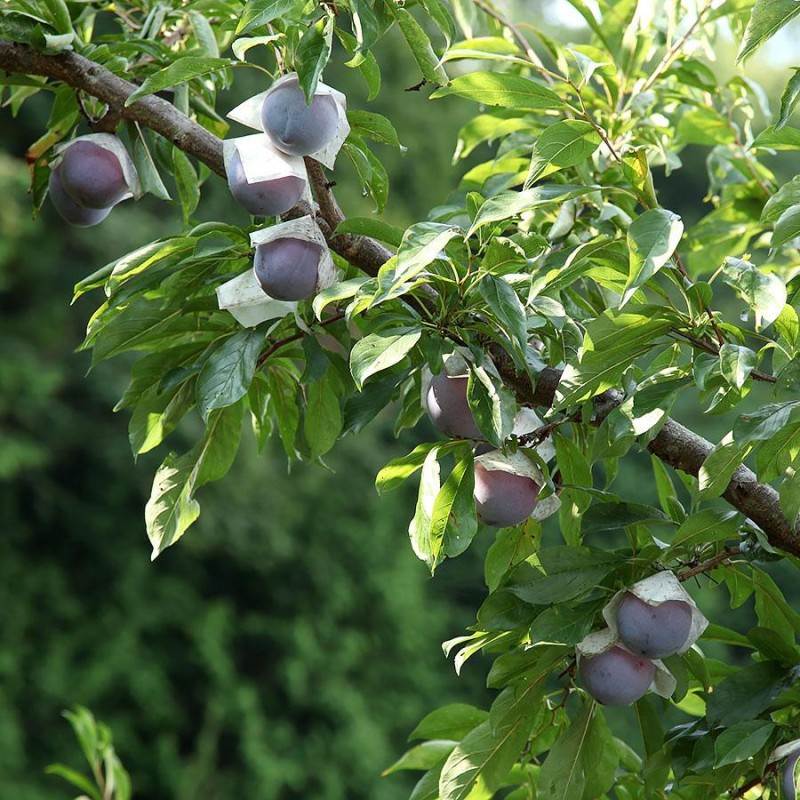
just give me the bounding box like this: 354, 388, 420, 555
226, 74, 339, 219
49, 138, 133, 227
425, 370, 541, 527
579, 592, 693, 706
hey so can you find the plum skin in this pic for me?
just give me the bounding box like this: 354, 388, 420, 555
261, 76, 339, 156
253, 237, 323, 301
48, 166, 112, 227
616, 592, 693, 659
473, 463, 540, 527
226, 149, 306, 216
426, 372, 483, 439
579, 646, 655, 706
59, 140, 128, 209
784, 750, 800, 800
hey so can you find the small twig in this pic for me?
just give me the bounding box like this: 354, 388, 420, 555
677, 546, 742, 582
673, 251, 727, 347
405, 78, 427, 92
731, 762, 779, 798
257, 311, 346, 367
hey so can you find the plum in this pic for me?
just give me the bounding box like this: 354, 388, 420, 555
616, 592, 693, 659
783, 750, 800, 800
473, 463, 540, 527
48, 166, 112, 227
261, 76, 339, 156
579, 646, 655, 706
58, 139, 128, 209
253, 237, 323, 301
226, 149, 306, 216
426, 372, 482, 439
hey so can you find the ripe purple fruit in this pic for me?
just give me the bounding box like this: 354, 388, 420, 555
226, 150, 306, 216
579, 646, 655, 706
261, 76, 339, 156
426, 372, 482, 439
473, 463, 540, 527
616, 592, 693, 659
48, 166, 112, 227
58, 140, 128, 209
783, 750, 800, 800
253, 237, 323, 301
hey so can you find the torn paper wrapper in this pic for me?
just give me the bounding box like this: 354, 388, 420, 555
227, 74, 350, 169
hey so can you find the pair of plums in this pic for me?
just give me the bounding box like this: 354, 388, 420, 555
49, 140, 129, 227
227, 75, 339, 217
579, 592, 693, 706
425, 371, 541, 527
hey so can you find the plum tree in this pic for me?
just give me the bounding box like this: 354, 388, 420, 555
473, 463, 540, 527
579, 646, 655, 706
226, 149, 306, 216
784, 751, 800, 800
615, 592, 693, 659
58, 140, 128, 209
48, 166, 112, 227
253, 237, 322, 301
425, 372, 482, 439
261, 76, 339, 156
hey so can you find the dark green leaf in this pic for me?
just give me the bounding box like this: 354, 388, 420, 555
738, 0, 800, 61
432, 72, 566, 111
706, 661, 793, 726
350, 328, 421, 388
409, 705, 489, 743
126, 57, 232, 105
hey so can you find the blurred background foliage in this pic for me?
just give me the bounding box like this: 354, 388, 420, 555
2, 2, 800, 798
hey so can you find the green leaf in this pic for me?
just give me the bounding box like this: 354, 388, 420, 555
172, 147, 199, 224
376, 442, 440, 493
772, 203, 800, 249
432, 449, 477, 558
347, 110, 401, 148
556, 307, 676, 408
778, 68, 800, 130
409, 446, 443, 570
350, 328, 421, 388
738, 0, 800, 62
129, 381, 195, 455
753, 124, 800, 150
622, 208, 684, 306
236, 0, 298, 35
467, 364, 515, 446
125, 57, 232, 105
468, 185, 594, 236
707, 659, 794, 727
334, 217, 403, 248
196, 330, 265, 420
668, 509, 739, 551
304, 371, 342, 459
698, 434, 751, 500
484, 527, 539, 592
719, 343, 757, 389
528, 119, 601, 181
295, 16, 332, 101
409, 705, 489, 743
537, 702, 593, 800
432, 72, 567, 111
722, 257, 787, 328
508, 546, 621, 605
478, 275, 527, 351
146, 404, 243, 558
44, 764, 101, 800
394, 7, 448, 85
133, 134, 171, 201
714, 720, 776, 767
384, 741, 458, 774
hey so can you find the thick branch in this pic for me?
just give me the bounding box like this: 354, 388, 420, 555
2, 38, 798, 556
0, 40, 225, 176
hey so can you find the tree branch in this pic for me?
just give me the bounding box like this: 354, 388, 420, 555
2, 38, 798, 556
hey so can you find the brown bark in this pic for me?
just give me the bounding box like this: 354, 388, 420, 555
2, 38, 798, 555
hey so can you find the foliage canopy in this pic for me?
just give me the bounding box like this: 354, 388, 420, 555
5, 0, 800, 797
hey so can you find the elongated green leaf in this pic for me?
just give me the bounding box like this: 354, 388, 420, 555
715, 721, 775, 767
719, 344, 757, 389
556, 307, 676, 408
409, 705, 489, 743
304, 371, 342, 459
468, 185, 594, 236
351, 328, 421, 388
126, 57, 232, 105
698, 434, 751, 500
409, 446, 442, 570
394, 7, 448, 85
377, 442, 440, 493
478, 275, 527, 351
722, 257, 787, 328
537, 702, 594, 800
778, 68, 800, 130
235, 0, 298, 35
432, 450, 477, 558
738, 0, 800, 62
196, 330, 265, 420
529, 119, 601, 181
706, 660, 792, 726
622, 208, 683, 305
432, 72, 566, 111
296, 16, 332, 100
146, 403, 243, 558
772, 203, 800, 248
